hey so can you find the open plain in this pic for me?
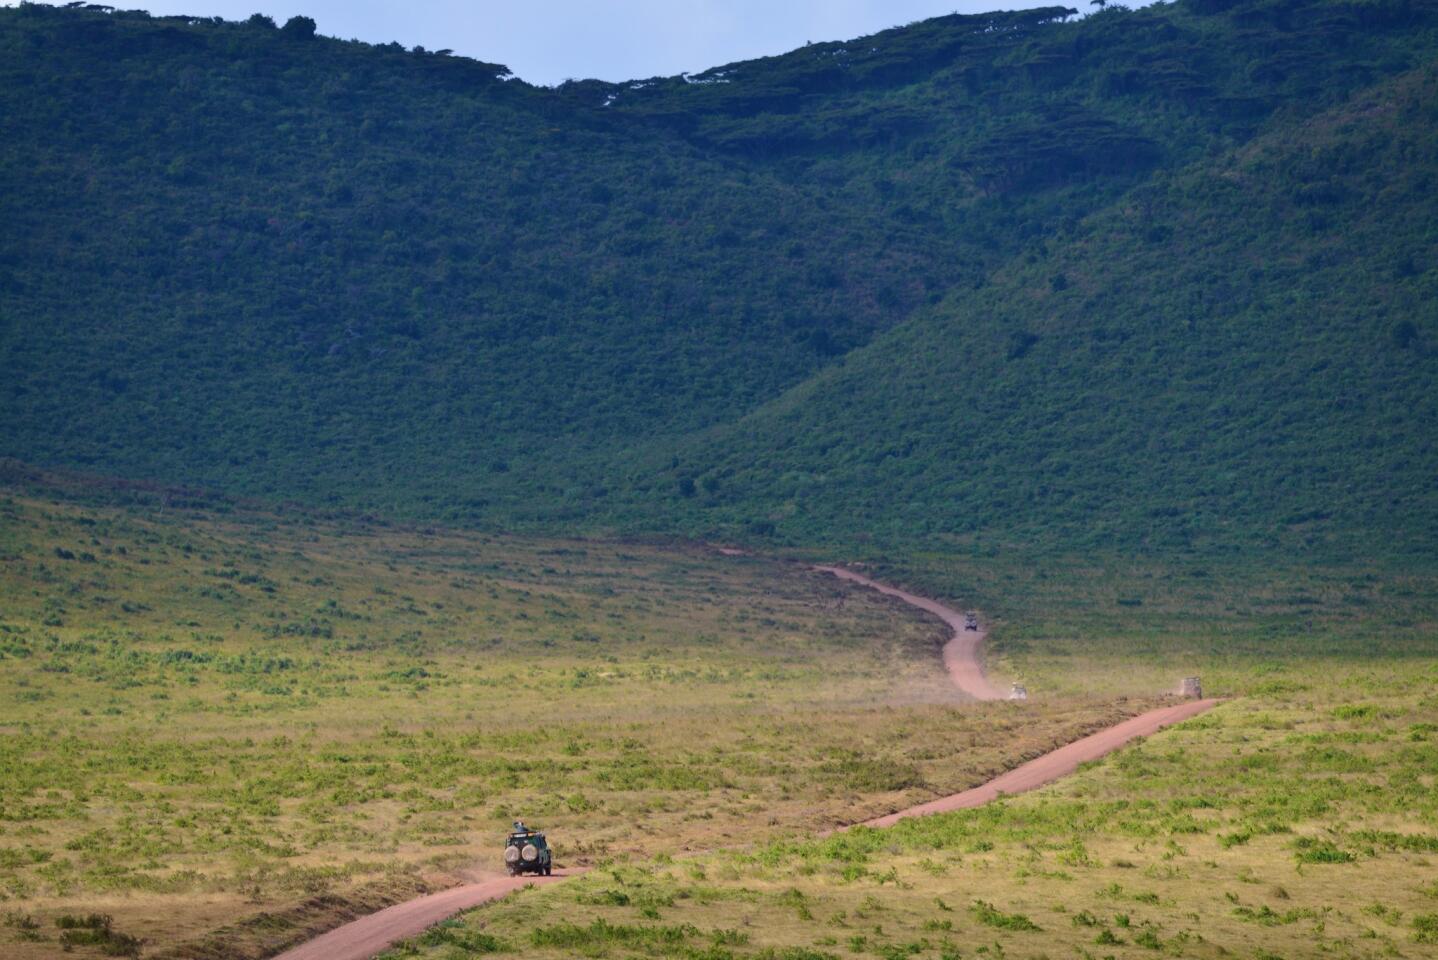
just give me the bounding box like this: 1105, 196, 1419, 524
0, 475, 1164, 958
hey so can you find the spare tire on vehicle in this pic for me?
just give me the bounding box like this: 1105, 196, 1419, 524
505, 822, 553, 876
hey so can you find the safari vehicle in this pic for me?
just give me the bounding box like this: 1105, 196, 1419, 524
503, 822, 553, 876
964, 612, 979, 631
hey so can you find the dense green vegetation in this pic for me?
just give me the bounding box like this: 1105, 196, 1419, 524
2, 0, 1437, 557
661, 65, 1438, 555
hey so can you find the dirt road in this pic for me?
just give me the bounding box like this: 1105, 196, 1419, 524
271, 873, 570, 960
271, 564, 1216, 960
861, 697, 1217, 827
815, 565, 1005, 700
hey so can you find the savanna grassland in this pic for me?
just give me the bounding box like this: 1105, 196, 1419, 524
868, 546, 1438, 700
0, 472, 1152, 958
382, 565, 1438, 960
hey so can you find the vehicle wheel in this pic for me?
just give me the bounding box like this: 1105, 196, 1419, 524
544, 863, 552, 876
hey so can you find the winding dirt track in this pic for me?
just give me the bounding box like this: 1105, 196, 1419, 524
814, 565, 1005, 701
272, 565, 1216, 960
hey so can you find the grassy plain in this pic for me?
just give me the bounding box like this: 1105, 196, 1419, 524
407, 664, 1438, 960
383, 557, 1438, 959
0, 475, 1147, 958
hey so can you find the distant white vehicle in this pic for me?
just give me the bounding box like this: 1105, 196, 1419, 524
1009, 683, 1028, 701
964, 612, 979, 631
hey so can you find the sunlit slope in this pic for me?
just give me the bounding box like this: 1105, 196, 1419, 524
648, 66, 1438, 554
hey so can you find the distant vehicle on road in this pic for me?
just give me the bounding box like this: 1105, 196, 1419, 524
503, 821, 553, 876
964, 612, 979, 631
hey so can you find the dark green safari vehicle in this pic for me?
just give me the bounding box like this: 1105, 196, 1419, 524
503, 822, 553, 876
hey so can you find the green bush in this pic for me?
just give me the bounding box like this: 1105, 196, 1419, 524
970, 900, 1041, 931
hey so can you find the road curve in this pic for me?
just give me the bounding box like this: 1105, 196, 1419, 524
815, 565, 1006, 700
270, 563, 1216, 960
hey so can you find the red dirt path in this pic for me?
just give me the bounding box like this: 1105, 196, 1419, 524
860, 697, 1217, 828
271, 873, 570, 960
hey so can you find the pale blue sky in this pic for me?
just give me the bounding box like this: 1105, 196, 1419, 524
36, 1, 1076, 85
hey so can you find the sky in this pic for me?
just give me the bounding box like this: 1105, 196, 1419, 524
23, 0, 1074, 86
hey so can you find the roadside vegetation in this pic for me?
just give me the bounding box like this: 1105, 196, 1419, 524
0, 475, 1150, 958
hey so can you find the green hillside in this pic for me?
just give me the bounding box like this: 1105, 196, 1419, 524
638, 66, 1438, 555
2, 0, 1436, 555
